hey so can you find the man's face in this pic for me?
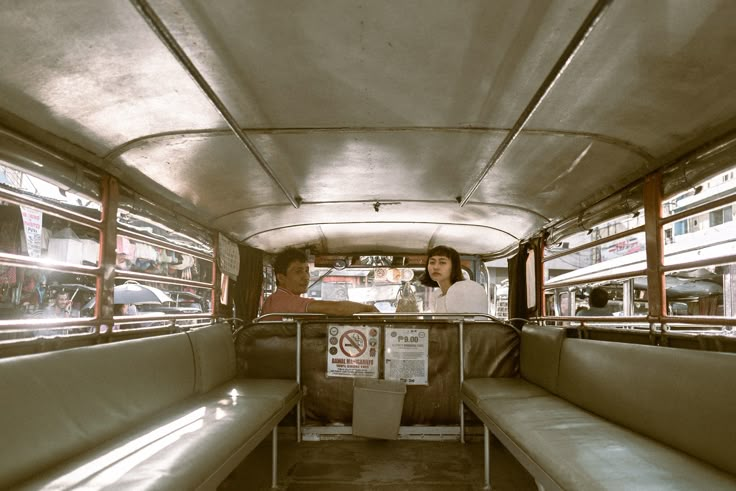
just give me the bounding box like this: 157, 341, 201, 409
278, 260, 310, 294
55, 293, 70, 309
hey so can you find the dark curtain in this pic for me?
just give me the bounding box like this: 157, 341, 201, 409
507, 243, 529, 328
528, 236, 546, 318
232, 245, 264, 323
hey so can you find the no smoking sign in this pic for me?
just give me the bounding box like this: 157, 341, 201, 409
327, 325, 379, 378
339, 329, 367, 357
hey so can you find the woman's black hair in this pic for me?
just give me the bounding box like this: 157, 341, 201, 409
419, 245, 464, 287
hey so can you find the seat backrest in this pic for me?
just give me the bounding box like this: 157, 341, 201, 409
0, 333, 195, 489
558, 338, 736, 476
187, 322, 237, 393
520, 325, 565, 394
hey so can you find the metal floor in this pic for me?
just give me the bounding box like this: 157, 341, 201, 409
220, 434, 537, 490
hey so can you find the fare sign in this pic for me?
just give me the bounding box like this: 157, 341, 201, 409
326, 325, 379, 378
384, 327, 429, 385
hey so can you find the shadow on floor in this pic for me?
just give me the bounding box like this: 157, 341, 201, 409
220, 435, 536, 490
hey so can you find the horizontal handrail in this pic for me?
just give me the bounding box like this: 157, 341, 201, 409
537, 315, 646, 323
255, 312, 507, 322
249, 312, 519, 334
537, 315, 736, 328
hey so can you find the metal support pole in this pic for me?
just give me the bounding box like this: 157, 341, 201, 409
623, 278, 634, 317
569, 288, 577, 318
459, 320, 465, 444
725, 265, 736, 318
484, 424, 491, 490
296, 320, 302, 443
271, 426, 278, 488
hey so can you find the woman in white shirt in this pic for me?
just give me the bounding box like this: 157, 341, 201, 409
420, 245, 489, 314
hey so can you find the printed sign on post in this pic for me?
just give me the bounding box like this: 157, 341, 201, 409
384, 327, 429, 385
218, 233, 240, 280
326, 325, 379, 378
20, 206, 43, 258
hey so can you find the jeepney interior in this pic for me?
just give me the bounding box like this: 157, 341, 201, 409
1, 1, 736, 489
1, 0, 733, 265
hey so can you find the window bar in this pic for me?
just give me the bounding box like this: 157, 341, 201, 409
0, 185, 101, 229
543, 225, 645, 262
661, 192, 736, 226
117, 229, 214, 261
543, 268, 648, 290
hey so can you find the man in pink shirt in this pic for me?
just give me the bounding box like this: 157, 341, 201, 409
261, 248, 378, 317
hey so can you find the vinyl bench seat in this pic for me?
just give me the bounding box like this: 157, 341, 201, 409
462, 325, 736, 490
0, 323, 299, 490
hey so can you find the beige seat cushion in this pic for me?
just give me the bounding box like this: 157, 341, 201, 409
0, 333, 195, 489
558, 339, 736, 476
462, 377, 549, 406
15, 379, 300, 491
475, 395, 736, 491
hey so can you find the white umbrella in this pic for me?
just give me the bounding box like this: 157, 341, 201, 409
114, 283, 174, 305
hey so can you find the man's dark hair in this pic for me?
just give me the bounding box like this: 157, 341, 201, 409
589, 287, 609, 308
272, 247, 308, 276
419, 245, 464, 287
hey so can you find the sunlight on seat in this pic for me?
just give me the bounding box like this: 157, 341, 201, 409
39, 407, 207, 490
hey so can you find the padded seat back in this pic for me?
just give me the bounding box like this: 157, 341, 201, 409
558, 338, 736, 476
0, 333, 195, 489
187, 323, 237, 393
520, 325, 565, 394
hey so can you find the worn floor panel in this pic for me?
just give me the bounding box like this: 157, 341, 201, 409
220, 435, 536, 490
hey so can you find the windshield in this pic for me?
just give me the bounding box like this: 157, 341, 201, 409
262, 254, 494, 314
306, 266, 428, 313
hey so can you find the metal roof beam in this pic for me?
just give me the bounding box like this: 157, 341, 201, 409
130, 0, 300, 209
459, 0, 612, 207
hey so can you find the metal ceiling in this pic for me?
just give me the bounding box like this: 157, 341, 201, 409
1, 0, 735, 257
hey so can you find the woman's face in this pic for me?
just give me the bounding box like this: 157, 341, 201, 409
427, 255, 452, 284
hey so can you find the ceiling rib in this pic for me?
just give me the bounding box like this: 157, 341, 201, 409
242, 221, 520, 243
106, 126, 655, 164
130, 0, 300, 209
459, 0, 612, 207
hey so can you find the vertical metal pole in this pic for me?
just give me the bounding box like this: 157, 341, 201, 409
296, 320, 302, 443
623, 278, 634, 317
271, 426, 278, 488
569, 288, 576, 317
484, 424, 491, 490
459, 320, 465, 444
211, 232, 221, 319
724, 265, 736, 318
534, 239, 545, 317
